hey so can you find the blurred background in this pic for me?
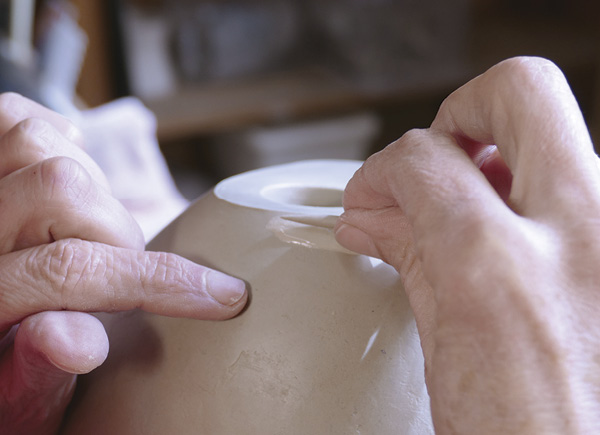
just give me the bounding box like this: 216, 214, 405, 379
1, 0, 599, 201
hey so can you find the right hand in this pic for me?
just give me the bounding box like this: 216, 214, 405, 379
0, 93, 248, 434
335, 57, 600, 433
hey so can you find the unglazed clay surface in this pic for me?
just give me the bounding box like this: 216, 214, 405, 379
61, 160, 433, 434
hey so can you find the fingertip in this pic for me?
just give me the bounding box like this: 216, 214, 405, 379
18, 311, 109, 375
135, 251, 249, 321
205, 270, 247, 306
334, 220, 381, 259
203, 270, 249, 320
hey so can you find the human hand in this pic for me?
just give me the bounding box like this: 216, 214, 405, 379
0, 93, 248, 434
335, 57, 600, 433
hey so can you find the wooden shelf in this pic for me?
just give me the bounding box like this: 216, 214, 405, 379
144, 65, 470, 142
140, 4, 599, 143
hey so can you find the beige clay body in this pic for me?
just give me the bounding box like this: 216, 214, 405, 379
62, 160, 433, 434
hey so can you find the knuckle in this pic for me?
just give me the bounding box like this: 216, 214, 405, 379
16, 117, 53, 141
11, 118, 55, 152
41, 239, 83, 298
385, 128, 434, 168
0, 92, 83, 144
37, 156, 93, 204
396, 128, 443, 159
388, 128, 456, 190
492, 56, 566, 99
17, 116, 51, 134
394, 128, 429, 153
37, 239, 104, 307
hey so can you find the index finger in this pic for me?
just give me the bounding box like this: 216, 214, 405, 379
0, 93, 83, 146
338, 57, 595, 289
0, 239, 248, 331
431, 56, 600, 216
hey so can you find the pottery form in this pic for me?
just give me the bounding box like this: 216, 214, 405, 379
62, 160, 433, 434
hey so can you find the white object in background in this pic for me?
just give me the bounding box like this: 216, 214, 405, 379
36, 1, 87, 119
5, 0, 35, 66
81, 97, 189, 241
213, 111, 380, 177
122, 4, 178, 100
174, 1, 300, 81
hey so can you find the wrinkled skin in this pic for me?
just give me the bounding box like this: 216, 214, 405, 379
0, 93, 248, 434
336, 57, 600, 433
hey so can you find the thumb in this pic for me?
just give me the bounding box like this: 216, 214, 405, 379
335, 210, 437, 363
1, 311, 108, 434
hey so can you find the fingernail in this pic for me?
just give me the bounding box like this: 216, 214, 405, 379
206, 271, 247, 306
334, 222, 380, 258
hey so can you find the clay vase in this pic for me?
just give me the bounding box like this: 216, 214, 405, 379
62, 160, 433, 434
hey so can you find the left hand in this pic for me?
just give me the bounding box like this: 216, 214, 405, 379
0, 93, 248, 434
